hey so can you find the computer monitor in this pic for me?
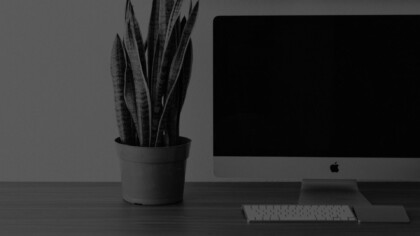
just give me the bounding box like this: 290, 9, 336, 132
213, 15, 420, 205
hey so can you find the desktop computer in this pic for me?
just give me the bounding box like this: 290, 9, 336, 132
213, 15, 420, 222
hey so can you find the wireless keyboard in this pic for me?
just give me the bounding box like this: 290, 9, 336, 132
243, 204, 357, 223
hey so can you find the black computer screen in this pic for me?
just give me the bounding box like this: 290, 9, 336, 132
214, 16, 420, 157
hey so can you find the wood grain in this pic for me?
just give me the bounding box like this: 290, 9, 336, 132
0, 182, 419, 235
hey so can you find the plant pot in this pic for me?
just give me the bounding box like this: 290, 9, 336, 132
115, 137, 191, 205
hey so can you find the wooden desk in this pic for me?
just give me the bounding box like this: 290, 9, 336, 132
0, 182, 419, 235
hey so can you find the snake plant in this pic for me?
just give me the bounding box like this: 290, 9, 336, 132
111, 0, 199, 147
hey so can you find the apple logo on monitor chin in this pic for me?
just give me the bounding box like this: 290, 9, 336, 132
330, 162, 339, 173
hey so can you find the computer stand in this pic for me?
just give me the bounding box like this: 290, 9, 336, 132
298, 179, 372, 206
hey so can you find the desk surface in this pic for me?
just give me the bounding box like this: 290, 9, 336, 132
0, 182, 420, 235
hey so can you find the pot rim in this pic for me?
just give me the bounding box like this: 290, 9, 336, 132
115, 136, 191, 149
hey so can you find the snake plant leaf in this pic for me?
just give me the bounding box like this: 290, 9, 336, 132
166, 0, 174, 25
124, 17, 152, 146
178, 40, 193, 112
189, 0, 193, 15
161, 17, 181, 94
155, 1, 199, 145
125, 0, 147, 81
111, 35, 136, 144
149, 0, 167, 107
152, 0, 183, 112
162, 42, 191, 146
158, 16, 181, 101
165, 72, 181, 146
147, 0, 159, 82
164, 40, 192, 146
111, 35, 125, 90
160, 104, 175, 146
152, 9, 186, 146
150, 0, 167, 106
164, 0, 184, 52
166, 101, 180, 146
166, 2, 198, 97
123, 68, 140, 146
149, 34, 161, 146
150, 0, 173, 146
122, 41, 140, 146
181, 16, 187, 32
152, 17, 181, 146
157, 0, 167, 62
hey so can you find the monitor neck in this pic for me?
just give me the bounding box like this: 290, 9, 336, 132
298, 179, 371, 206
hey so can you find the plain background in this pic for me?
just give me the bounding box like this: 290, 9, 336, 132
1, 0, 420, 182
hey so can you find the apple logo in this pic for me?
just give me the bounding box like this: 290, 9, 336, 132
330, 162, 339, 173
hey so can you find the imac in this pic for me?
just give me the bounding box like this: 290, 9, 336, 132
213, 15, 420, 205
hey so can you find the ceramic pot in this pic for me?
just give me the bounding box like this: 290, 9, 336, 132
115, 137, 191, 205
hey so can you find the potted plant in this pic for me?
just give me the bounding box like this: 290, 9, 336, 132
110, 0, 199, 205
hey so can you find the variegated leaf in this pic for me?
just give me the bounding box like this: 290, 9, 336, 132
124, 17, 152, 146
189, 0, 193, 15
152, 17, 181, 146
164, 0, 184, 52
165, 40, 192, 146
147, 0, 159, 83
111, 35, 136, 144
122, 42, 140, 146
125, 0, 147, 82
166, 0, 174, 25
178, 40, 193, 112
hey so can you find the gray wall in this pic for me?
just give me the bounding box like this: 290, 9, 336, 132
0, 0, 419, 182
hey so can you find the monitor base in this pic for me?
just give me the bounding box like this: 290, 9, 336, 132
298, 179, 371, 206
